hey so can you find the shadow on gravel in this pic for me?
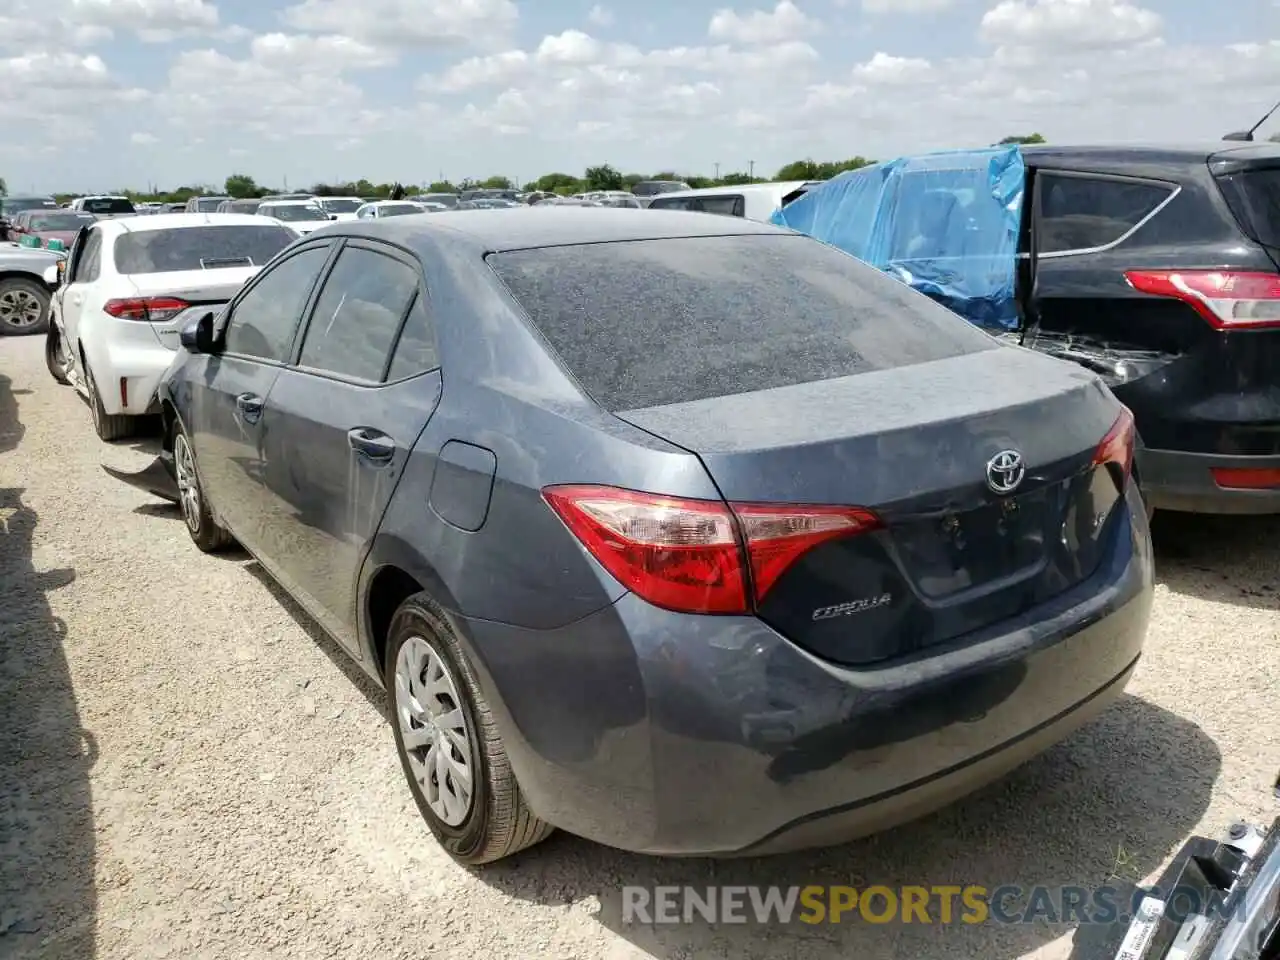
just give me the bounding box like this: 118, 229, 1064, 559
1151, 511, 1280, 610
0, 371, 95, 956
241, 562, 386, 719
479, 695, 1218, 960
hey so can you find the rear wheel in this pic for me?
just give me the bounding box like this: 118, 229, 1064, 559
0, 277, 50, 335
45, 324, 71, 384
84, 362, 135, 441
385, 593, 552, 865
173, 426, 233, 552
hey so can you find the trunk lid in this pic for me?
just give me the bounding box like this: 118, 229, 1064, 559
617, 347, 1129, 666
125, 267, 257, 350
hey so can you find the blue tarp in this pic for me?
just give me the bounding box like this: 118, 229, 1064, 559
770, 146, 1025, 331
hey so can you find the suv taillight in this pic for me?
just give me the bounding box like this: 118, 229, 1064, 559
541, 484, 881, 614
1124, 270, 1280, 330
103, 297, 191, 322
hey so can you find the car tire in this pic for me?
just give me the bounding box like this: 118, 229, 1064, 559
45, 324, 71, 385
172, 423, 233, 553
83, 361, 135, 441
0, 277, 51, 335
384, 593, 553, 865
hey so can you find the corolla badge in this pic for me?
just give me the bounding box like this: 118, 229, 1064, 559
986, 449, 1026, 495
811, 593, 891, 621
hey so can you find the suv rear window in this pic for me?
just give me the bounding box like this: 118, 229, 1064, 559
1215, 168, 1280, 249
1036, 174, 1172, 253
82, 198, 136, 214
488, 234, 997, 411
114, 225, 297, 274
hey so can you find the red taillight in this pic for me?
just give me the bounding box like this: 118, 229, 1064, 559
1093, 407, 1136, 484
1124, 270, 1280, 330
1211, 467, 1280, 490
541, 484, 880, 614
103, 296, 190, 322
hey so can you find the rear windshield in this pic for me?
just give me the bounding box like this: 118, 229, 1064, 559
83, 198, 135, 214
488, 234, 997, 411
2, 197, 58, 214
195, 197, 227, 212
113, 225, 297, 275
1216, 168, 1280, 249
28, 213, 92, 231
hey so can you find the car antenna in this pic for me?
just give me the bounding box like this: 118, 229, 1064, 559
1223, 98, 1280, 141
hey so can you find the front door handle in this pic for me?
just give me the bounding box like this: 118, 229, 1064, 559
235, 392, 265, 424
347, 427, 396, 464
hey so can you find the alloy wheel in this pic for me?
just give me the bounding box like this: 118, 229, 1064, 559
0, 287, 43, 329
394, 637, 475, 826
173, 433, 202, 535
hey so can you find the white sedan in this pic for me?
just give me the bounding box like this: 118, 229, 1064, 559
255, 199, 336, 234
49, 212, 299, 440
314, 196, 364, 222
353, 201, 429, 220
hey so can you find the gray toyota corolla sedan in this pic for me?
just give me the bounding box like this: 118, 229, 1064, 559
156, 208, 1154, 864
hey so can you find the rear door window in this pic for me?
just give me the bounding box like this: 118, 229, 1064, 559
694, 195, 745, 217
386, 294, 440, 380
1036, 174, 1173, 253
647, 195, 693, 211
113, 225, 297, 274
488, 234, 997, 411
296, 246, 419, 382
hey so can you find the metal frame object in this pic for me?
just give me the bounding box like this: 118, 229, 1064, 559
1110, 816, 1278, 960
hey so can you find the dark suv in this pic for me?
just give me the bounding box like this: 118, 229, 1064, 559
1013, 143, 1280, 514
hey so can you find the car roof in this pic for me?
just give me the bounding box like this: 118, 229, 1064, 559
648, 180, 810, 199
92, 212, 279, 236
338, 206, 784, 253
260, 199, 323, 207
1019, 141, 1280, 171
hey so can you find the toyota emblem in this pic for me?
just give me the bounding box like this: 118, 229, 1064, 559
986, 450, 1025, 495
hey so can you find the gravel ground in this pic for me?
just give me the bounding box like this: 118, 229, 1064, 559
1, 333, 1277, 960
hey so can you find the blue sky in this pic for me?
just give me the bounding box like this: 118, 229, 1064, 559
0, 0, 1276, 194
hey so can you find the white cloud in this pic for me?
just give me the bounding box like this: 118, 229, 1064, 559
853, 51, 934, 83
862, 0, 954, 11
707, 1, 815, 45
536, 30, 603, 65
280, 0, 518, 49
131, 132, 159, 145
587, 4, 614, 26
249, 32, 393, 70
67, 0, 221, 41
981, 0, 1162, 50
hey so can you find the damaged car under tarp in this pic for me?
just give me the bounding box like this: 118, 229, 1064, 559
770, 145, 1025, 331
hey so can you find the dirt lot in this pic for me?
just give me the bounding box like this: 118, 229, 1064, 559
1, 333, 1277, 960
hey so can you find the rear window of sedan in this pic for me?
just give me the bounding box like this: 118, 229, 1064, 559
487, 233, 998, 411
113, 225, 297, 275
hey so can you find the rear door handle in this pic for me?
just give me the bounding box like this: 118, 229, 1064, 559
347, 427, 396, 464
235, 393, 265, 424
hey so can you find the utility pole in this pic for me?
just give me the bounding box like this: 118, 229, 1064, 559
748, 159, 755, 180
714, 162, 720, 180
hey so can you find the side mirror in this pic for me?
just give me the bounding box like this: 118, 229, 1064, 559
179, 311, 218, 353
43, 263, 60, 286
329, 214, 338, 220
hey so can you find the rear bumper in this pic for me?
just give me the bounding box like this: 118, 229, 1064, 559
92, 340, 176, 416
1138, 447, 1280, 515
457, 484, 1155, 856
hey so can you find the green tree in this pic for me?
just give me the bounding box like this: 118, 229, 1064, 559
225, 173, 262, 198
0, 176, 6, 197
480, 175, 513, 189
427, 180, 457, 193
584, 164, 623, 191
532, 172, 581, 194
996, 133, 1046, 145
621, 172, 646, 190
719, 171, 758, 185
